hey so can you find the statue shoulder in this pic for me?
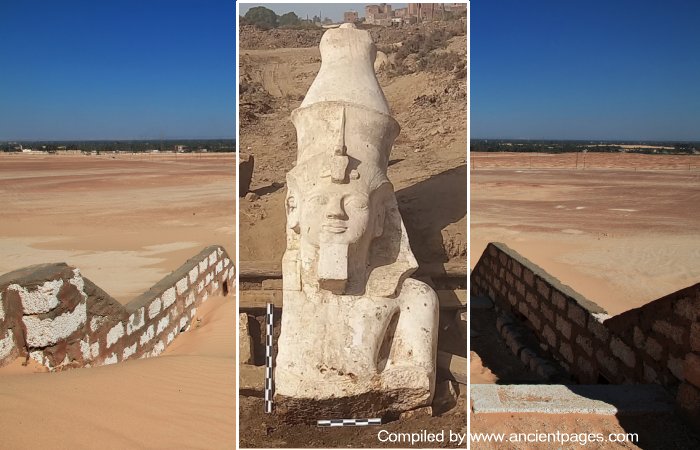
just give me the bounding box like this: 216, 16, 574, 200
400, 277, 438, 299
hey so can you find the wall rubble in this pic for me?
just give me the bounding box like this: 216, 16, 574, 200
471, 242, 700, 427
0, 245, 234, 371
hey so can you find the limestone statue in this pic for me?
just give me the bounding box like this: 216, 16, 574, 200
275, 23, 438, 421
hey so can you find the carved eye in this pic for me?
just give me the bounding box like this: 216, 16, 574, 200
345, 196, 369, 211
309, 195, 328, 206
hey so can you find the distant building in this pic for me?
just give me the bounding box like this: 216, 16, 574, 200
408, 3, 445, 21
343, 10, 358, 23
175, 145, 186, 152
365, 3, 394, 25
394, 7, 408, 18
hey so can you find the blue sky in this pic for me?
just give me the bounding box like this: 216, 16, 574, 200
0, 0, 235, 140
472, 0, 700, 141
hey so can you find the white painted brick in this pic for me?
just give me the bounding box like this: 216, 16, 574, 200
90, 341, 99, 359
216, 248, 223, 258
0, 292, 4, 322
122, 342, 137, 359
208, 251, 217, 265
162, 287, 176, 309
156, 316, 170, 335
106, 322, 125, 348
148, 298, 162, 319
10, 279, 63, 314
166, 331, 175, 345
68, 269, 88, 301
199, 259, 208, 273
29, 351, 44, 366
22, 301, 87, 348
0, 329, 15, 360
79, 339, 93, 360
140, 325, 155, 345
176, 277, 188, 296
202, 292, 208, 302
188, 266, 199, 284
224, 257, 230, 267
170, 307, 178, 321
179, 316, 188, 330
127, 308, 145, 335
197, 280, 205, 293
185, 292, 195, 307
215, 261, 223, 275
151, 340, 165, 357
190, 308, 197, 319
103, 353, 118, 365
213, 281, 219, 292
206, 272, 213, 284
222, 268, 229, 281
228, 269, 234, 281
90, 315, 107, 332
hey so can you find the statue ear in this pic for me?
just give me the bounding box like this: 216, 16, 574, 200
286, 194, 300, 233
372, 183, 391, 238
374, 207, 385, 238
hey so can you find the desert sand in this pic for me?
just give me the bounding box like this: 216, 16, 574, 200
471, 152, 700, 315
0, 295, 235, 449
0, 152, 237, 448
0, 153, 235, 303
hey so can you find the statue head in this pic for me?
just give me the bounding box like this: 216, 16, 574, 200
284, 24, 417, 297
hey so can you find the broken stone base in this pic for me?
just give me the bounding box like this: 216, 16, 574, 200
274, 383, 432, 424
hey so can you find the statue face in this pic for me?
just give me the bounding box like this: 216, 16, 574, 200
301, 181, 371, 247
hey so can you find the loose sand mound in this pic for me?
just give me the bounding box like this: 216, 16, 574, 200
0, 295, 235, 449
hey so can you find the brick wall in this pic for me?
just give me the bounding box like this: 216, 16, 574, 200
0, 245, 234, 371
471, 242, 700, 426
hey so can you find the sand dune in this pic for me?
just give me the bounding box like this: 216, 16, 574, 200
0, 153, 235, 303
0, 295, 235, 449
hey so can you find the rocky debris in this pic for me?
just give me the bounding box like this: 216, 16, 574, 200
245, 192, 259, 202
240, 25, 323, 50
399, 406, 433, 420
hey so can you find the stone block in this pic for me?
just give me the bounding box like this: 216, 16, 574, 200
555, 314, 572, 340
567, 304, 587, 328
652, 320, 685, 346
239, 313, 254, 365
551, 291, 567, 310
684, 352, 700, 389
536, 279, 551, 300
239, 153, 254, 196
645, 336, 664, 361
610, 337, 635, 368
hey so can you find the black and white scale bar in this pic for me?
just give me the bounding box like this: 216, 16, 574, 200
317, 418, 382, 427
264, 303, 274, 413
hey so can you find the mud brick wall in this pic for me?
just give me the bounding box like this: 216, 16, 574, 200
0, 245, 234, 371
471, 242, 700, 426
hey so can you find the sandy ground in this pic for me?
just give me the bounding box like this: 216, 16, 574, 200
470, 411, 700, 449
0, 295, 236, 449
0, 153, 235, 303
471, 153, 700, 315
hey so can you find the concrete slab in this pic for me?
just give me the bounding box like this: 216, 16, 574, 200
471, 384, 674, 415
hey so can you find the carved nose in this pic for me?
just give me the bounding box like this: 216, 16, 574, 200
326, 197, 346, 220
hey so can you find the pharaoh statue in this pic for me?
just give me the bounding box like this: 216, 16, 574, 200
275, 23, 438, 420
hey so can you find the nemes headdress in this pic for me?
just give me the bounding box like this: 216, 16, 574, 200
285, 24, 417, 297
